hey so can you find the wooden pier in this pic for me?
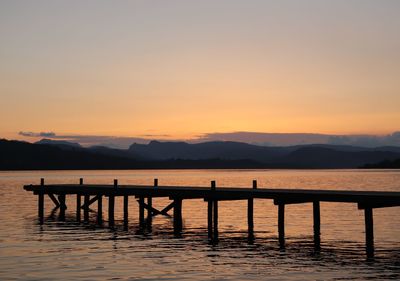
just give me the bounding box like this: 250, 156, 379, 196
24, 179, 400, 258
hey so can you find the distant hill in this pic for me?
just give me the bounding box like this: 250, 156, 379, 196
35, 138, 82, 149
2, 138, 400, 170
362, 158, 400, 169
129, 141, 400, 168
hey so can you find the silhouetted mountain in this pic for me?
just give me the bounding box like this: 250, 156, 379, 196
362, 158, 400, 169
129, 141, 400, 168
281, 146, 400, 168
0, 139, 140, 170
0, 139, 263, 170
129, 140, 289, 161
2, 138, 400, 170
35, 138, 82, 149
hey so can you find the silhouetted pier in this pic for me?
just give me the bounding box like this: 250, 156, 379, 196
24, 179, 400, 258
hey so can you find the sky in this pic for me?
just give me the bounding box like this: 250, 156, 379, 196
1, 0, 399, 143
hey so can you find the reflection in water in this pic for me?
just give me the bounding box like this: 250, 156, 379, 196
0, 169, 400, 280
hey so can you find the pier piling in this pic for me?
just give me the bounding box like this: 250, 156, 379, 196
138, 197, 145, 226
313, 201, 321, 250
84, 195, 90, 222
173, 198, 183, 234
364, 207, 374, 258
38, 178, 44, 224
58, 194, 66, 221
123, 195, 128, 227
97, 195, 103, 224
248, 180, 257, 240
278, 203, 285, 249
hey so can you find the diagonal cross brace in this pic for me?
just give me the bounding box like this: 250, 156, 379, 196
81, 195, 100, 209
48, 194, 61, 208
137, 200, 174, 217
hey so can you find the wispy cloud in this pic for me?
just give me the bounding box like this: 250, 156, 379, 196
19, 131, 56, 137
18, 131, 400, 148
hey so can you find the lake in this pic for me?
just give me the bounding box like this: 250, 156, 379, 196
1, 169, 400, 280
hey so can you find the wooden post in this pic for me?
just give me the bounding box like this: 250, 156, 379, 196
97, 195, 103, 224
38, 178, 44, 224
108, 179, 117, 227
211, 181, 218, 242
313, 201, 321, 250
58, 194, 66, 221
207, 200, 213, 239
278, 203, 285, 249
213, 199, 218, 242
138, 197, 145, 226
123, 195, 129, 227
76, 178, 83, 222
173, 198, 183, 234
248, 180, 257, 240
147, 178, 157, 224
76, 194, 81, 222
364, 207, 374, 258
84, 195, 90, 222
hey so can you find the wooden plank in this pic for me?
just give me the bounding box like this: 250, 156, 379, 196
23, 184, 400, 206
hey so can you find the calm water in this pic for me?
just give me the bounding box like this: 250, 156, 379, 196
1, 169, 400, 280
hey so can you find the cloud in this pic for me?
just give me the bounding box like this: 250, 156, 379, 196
19, 131, 56, 137
197, 131, 400, 147
17, 130, 400, 148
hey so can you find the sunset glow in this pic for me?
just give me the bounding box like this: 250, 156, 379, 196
1, 1, 399, 140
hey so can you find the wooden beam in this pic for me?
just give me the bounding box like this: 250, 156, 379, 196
48, 194, 60, 208
158, 201, 175, 216
274, 199, 312, 205
81, 195, 100, 209
358, 202, 400, 209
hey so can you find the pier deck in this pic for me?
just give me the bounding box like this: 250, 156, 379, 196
24, 179, 400, 258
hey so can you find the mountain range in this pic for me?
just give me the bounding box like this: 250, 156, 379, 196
0, 138, 399, 170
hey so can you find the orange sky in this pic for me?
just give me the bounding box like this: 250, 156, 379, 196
1, 1, 399, 140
